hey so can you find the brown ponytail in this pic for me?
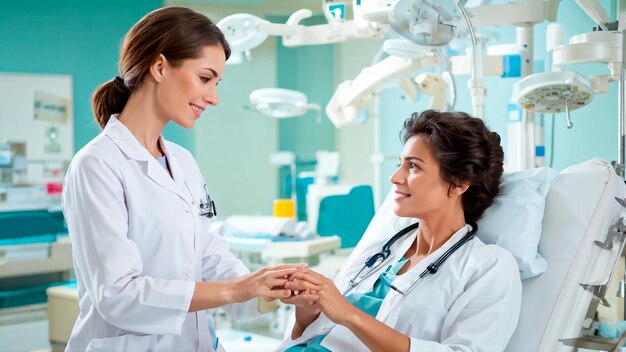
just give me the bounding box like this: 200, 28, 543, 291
92, 77, 131, 128
91, 6, 231, 128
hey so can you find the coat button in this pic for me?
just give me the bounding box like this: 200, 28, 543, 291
185, 270, 192, 278
185, 208, 190, 213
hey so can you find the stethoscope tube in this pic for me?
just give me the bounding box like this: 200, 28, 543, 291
346, 221, 477, 296
348, 222, 421, 289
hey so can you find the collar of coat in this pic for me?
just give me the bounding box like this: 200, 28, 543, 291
103, 115, 192, 203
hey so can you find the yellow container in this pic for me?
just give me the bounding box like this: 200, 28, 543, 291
273, 199, 296, 218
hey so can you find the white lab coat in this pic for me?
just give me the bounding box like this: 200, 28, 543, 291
276, 224, 522, 352
62, 115, 260, 352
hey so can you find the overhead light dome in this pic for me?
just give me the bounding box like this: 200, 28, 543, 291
249, 88, 320, 118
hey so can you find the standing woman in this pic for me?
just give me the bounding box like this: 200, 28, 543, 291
62, 7, 297, 351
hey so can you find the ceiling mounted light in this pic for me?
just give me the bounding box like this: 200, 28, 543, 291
513, 71, 594, 128
217, 14, 269, 64
249, 88, 321, 119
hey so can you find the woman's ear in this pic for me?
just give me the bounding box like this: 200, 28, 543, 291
149, 54, 167, 83
448, 182, 469, 197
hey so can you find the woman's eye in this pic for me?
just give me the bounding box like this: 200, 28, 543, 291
409, 163, 418, 170
200, 76, 212, 83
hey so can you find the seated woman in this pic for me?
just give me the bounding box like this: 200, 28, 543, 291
278, 110, 522, 352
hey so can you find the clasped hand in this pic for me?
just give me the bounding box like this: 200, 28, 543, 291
279, 268, 356, 326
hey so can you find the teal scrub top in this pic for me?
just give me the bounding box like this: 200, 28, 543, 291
286, 257, 408, 352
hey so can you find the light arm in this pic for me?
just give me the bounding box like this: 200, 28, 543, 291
326, 54, 441, 127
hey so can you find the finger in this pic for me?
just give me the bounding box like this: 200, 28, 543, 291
263, 288, 292, 300
300, 269, 327, 280
287, 270, 308, 281
266, 267, 304, 279
256, 266, 269, 274
283, 278, 313, 290
265, 263, 308, 271
269, 278, 288, 288
280, 293, 319, 305
289, 272, 325, 285
285, 279, 320, 292
284, 279, 317, 291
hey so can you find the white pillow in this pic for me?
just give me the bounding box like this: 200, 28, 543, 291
477, 167, 558, 279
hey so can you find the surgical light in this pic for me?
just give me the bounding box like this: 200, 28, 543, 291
249, 88, 321, 119
383, 39, 432, 58
216, 14, 269, 64
513, 71, 594, 129
388, 0, 462, 47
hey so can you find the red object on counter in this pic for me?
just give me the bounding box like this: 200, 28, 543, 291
46, 182, 63, 195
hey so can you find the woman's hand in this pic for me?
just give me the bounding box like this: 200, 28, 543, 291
280, 288, 321, 316
232, 264, 306, 303
280, 285, 321, 339
284, 269, 358, 326
283, 270, 411, 352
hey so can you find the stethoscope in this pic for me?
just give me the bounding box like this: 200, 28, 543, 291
185, 183, 217, 218
198, 184, 217, 218
345, 220, 477, 297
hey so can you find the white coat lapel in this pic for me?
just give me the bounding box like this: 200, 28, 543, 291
104, 116, 187, 201
145, 157, 186, 198
159, 139, 192, 203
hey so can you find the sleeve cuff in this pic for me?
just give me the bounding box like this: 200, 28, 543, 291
174, 281, 196, 335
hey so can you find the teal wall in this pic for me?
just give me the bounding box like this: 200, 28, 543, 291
0, 0, 197, 152
272, 15, 336, 197
193, 32, 279, 217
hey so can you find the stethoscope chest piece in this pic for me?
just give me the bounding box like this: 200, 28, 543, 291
198, 184, 217, 218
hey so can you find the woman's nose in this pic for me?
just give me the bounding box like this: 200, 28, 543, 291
204, 87, 218, 106
390, 166, 405, 185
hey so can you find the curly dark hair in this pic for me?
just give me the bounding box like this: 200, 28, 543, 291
400, 110, 504, 223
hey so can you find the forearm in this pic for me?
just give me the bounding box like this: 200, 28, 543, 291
292, 307, 321, 339
342, 307, 410, 352
189, 281, 237, 312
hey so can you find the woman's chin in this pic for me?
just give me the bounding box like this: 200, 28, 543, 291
174, 118, 195, 129
392, 206, 410, 218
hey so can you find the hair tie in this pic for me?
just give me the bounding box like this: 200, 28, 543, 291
113, 76, 126, 89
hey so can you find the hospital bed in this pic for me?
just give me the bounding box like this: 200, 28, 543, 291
506, 158, 626, 351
